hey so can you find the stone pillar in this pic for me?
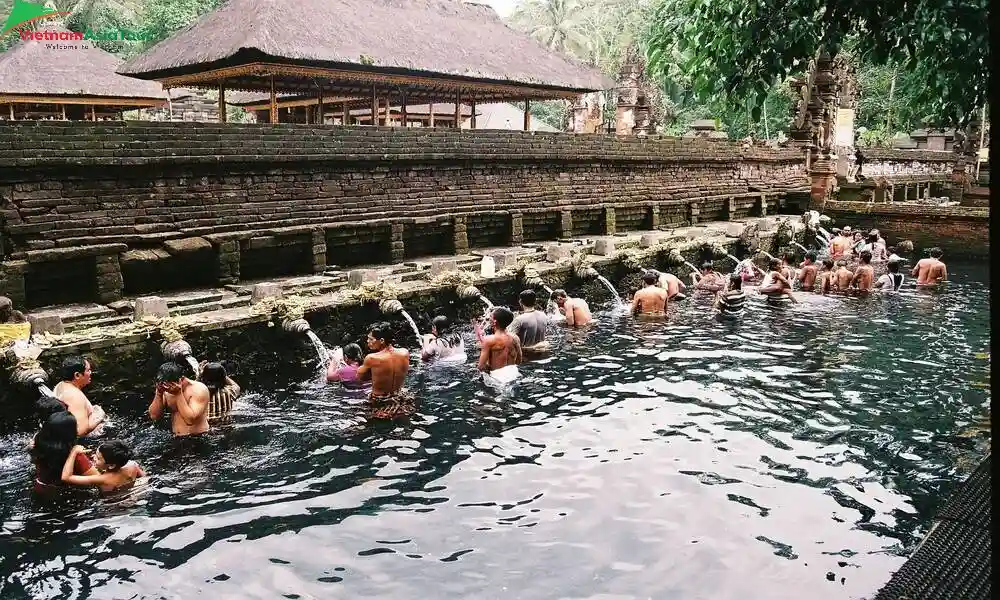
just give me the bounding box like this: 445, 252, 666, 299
217, 240, 240, 284
390, 222, 405, 261
558, 210, 573, 238
510, 212, 524, 245
95, 255, 123, 303
614, 46, 643, 136
571, 95, 587, 134
649, 205, 660, 229
758, 194, 768, 217
726, 197, 737, 220
688, 201, 700, 225
453, 216, 469, 254
603, 207, 616, 235
903, 185, 909, 201
949, 158, 967, 204
0, 260, 27, 307
311, 229, 326, 273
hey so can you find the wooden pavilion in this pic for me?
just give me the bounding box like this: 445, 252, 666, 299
0, 26, 167, 121
117, 0, 611, 129
227, 91, 473, 126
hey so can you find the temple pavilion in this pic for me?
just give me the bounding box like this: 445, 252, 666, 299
117, 0, 611, 128
227, 91, 473, 127
0, 26, 167, 120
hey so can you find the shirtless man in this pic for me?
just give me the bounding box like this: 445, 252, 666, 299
833, 261, 854, 291
476, 307, 522, 372
550, 289, 593, 327
148, 362, 210, 436
630, 271, 668, 315
692, 262, 725, 293
759, 259, 798, 303
830, 227, 853, 259
798, 252, 819, 291
850, 251, 876, 292
780, 253, 798, 285
54, 356, 106, 437
817, 259, 836, 294
912, 247, 948, 286
658, 271, 687, 300
359, 322, 414, 419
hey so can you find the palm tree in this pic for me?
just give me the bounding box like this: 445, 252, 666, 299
508, 0, 594, 58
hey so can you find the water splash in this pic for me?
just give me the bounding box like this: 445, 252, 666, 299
36, 382, 56, 399
185, 355, 201, 379
682, 260, 701, 273
479, 296, 494, 311
400, 310, 422, 344
595, 275, 624, 309
792, 241, 810, 254
541, 285, 553, 294
758, 250, 779, 262
818, 227, 833, 242
304, 330, 329, 363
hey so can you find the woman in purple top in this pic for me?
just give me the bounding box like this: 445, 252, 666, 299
326, 343, 367, 388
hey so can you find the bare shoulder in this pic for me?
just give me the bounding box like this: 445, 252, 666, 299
191, 380, 211, 398
395, 347, 410, 359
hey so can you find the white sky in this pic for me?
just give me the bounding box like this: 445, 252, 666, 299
482, 0, 517, 17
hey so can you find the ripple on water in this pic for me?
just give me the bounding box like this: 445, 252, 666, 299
0, 262, 989, 600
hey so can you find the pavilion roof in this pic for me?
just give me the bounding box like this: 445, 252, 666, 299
227, 91, 473, 116
0, 27, 167, 104
117, 0, 612, 100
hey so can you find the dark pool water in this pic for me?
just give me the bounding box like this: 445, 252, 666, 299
0, 262, 990, 600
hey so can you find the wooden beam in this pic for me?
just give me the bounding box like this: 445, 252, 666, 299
471, 99, 477, 129
8, 104, 13, 120
218, 82, 227, 122
269, 76, 278, 123
401, 89, 407, 127
370, 85, 377, 126
316, 86, 324, 124
524, 98, 530, 131
454, 91, 461, 129
428, 102, 435, 128
342, 101, 349, 125
0, 94, 165, 108
91, 105, 96, 121
60, 104, 66, 120
382, 96, 389, 126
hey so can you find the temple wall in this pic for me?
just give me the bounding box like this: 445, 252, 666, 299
0, 122, 808, 308
815, 200, 989, 258
861, 148, 955, 180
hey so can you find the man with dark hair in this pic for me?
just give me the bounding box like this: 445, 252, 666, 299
510, 289, 550, 354
876, 260, 905, 291
630, 270, 668, 315
148, 361, 210, 436
476, 307, 522, 380
691, 262, 725, 292
850, 250, 876, 292
359, 322, 414, 419
53, 355, 106, 437
912, 247, 948, 286
818, 258, 836, 295
550, 289, 592, 327
798, 252, 819, 291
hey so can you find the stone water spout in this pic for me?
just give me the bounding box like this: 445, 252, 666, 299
160, 338, 202, 379
2, 343, 56, 400
521, 266, 552, 294
379, 299, 421, 344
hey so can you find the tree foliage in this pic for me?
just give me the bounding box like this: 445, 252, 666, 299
646, 0, 988, 127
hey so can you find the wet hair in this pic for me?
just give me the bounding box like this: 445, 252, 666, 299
430, 316, 460, 347
805, 252, 817, 262
98, 439, 133, 471
929, 247, 944, 258
550, 289, 568, 301
727, 274, 743, 291
887, 261, 900, 273
783, 252, 795, 263
859, 250, 873, 264
768, 258, 781, 270
343, 343, 364, 363
31, 411, 78, 484
519, 289, 537, 308
156, 362, 184, 384
200, 362, 228, 392
836, 260, 848, 268
700, 261, 713, 271
36, 396, 65, 422
492, 306, 515, 329
641, 270, 658, 285
56, 356, 89, 383
887, 246, 897, 255
368, 321, 394, 345
867, 233, 878, 243
822, 259, 835, 269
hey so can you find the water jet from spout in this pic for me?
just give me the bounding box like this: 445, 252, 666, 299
304, 330, 329, 364
792, 241, 810, 254
595, 274, 625, 309
682, 260, 701, 273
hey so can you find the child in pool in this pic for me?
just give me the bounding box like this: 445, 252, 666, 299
326, 343, 367, 387
62, 439, 145, 493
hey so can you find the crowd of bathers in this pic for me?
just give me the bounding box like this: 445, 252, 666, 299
21, 224, 948, 497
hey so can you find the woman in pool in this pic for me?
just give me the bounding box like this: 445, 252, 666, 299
31, 411, 97, 494
326, 343, 367, 387
420, 316, 466, 362
714, 274, 747, 317
200, 361, 242, 422
62, 439, 145, 493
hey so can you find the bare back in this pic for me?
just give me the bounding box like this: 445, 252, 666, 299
835, 268, 854, 290
799, 265, 818, 290
363, 347, 410, 395
853, 265, 875, 291
565, 298, 592, 326
914, 258, 947, 285
632, 285, 667, 315
480, 331, 522, 371
831, 237, 852, 258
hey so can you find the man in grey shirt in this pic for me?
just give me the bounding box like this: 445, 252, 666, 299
510, 289, 550, 354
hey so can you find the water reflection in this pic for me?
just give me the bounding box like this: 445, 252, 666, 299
0, 263, 989, 600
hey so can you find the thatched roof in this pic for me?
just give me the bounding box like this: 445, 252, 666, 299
0, 28, 167, 102
118, 0, 611, 94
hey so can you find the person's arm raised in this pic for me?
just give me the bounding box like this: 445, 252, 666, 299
148, 385, 164, 421
61, 445, 106, 487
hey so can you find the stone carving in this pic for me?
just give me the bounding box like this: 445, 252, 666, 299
614, 45, 663, 135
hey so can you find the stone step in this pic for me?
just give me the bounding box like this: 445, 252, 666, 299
63, 314, 132, 332
28, 303, 115, 324
164, 290, 226, 307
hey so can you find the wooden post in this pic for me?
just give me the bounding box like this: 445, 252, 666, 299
60, 104, 66, 120
269, 76, 277, 123
382, 96, 389, 126
91, 105, 96, 121
316, 87, 324, 124
218, 82, 227, 123
400, 89, 407, 127
342, 101, 349, 125
471, 99, 477, 129
454, 91, 461, 128
428, 102, 435, 128
523, 98, 531, 131
8, 104, 13, 120
371, 85, 378, 126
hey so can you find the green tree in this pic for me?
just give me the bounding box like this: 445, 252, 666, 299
508, 0, 594, 57
646, 0, 988, 127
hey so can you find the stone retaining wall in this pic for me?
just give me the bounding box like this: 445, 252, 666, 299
0, 122, 808, 309
816, 200, 989, 257
861, 148, 955, 180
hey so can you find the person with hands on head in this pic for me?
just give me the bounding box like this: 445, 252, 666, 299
148, 362, 210, 436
